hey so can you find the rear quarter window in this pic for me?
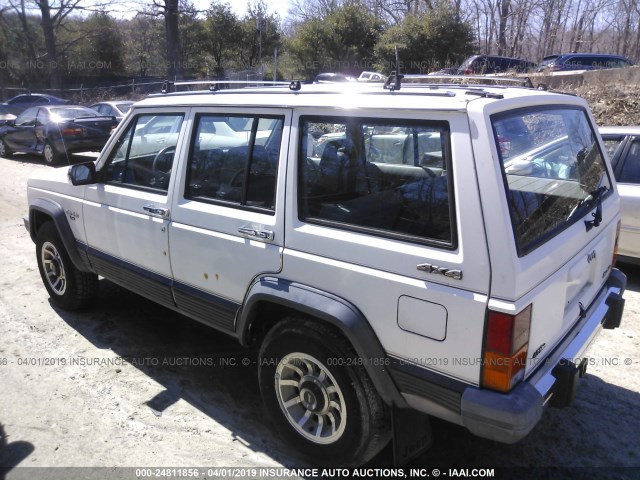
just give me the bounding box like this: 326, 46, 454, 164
299, 116, 456, 247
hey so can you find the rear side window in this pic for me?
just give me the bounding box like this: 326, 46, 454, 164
618, 140, 640, 184
493, 107, 612, 255
185, 114, 284, 212
299, 116, 455, 247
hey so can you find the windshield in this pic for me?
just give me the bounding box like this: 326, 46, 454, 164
492, 107, 612, 255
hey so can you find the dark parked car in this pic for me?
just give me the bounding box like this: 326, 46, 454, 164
0, 105, 117, 165
1, 93, 69, 116
537, 53, 634, 72
457, 55, 536, 75
89, 101, 134, 123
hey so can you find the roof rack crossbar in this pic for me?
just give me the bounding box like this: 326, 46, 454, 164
161, 79, 296, 94
384, 74, 535, 90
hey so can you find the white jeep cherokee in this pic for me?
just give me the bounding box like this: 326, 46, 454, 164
25, 78, 627, 466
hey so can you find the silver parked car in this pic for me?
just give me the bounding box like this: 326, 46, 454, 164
600, 126, 640, 264
90, 101, 134, 123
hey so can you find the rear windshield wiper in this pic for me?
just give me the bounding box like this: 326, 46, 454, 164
583, 185, 608, 232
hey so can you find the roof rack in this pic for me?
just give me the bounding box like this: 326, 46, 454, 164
384, 74, 537, 89
160, 79, 302, 94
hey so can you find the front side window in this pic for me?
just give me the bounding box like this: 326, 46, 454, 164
185, 114, 283, 212
300, 117, 454, 246
102, 113, 184, 192
493, 107, 612, 255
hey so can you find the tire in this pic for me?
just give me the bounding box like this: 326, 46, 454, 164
0, 139, 12, 158
35, 222, 98, 310
258, 318, 390, 466
43, 142, 61, 166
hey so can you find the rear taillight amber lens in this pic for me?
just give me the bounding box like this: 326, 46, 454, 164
481, 305, 532, 392
62, 127, 83, 136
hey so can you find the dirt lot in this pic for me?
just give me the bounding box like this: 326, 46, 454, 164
1, 155, 639, 479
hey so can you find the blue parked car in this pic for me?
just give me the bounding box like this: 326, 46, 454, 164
1, 93, 69, 116
0, 105, 117, 165
537, 53, 634, 72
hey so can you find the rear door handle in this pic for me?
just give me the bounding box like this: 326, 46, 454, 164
143, 205, 170, 218
238, 226, 274, 241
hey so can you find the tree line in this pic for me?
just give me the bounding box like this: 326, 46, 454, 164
0, 0, 638, 96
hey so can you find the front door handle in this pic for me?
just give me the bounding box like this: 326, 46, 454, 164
238, 226, 274, 241
143, 205, 170, 218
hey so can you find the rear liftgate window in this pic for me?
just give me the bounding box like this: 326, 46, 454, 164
493, 107, 612, 255
299, 117, 455, 247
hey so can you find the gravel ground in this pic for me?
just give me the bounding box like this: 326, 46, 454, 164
1, 155, 639, 479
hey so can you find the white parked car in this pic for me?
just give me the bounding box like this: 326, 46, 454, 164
25, 78, 627, 466
357, 71, 386, 82
600, 126, 640, 264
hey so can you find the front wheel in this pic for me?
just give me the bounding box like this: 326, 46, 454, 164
36, 222, 98, 310
0, 139, 12, 158
258, 318, 390, 466
43, 142, 61, 165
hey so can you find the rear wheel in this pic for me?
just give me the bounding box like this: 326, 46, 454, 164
36, 222, 98, 310
0, 139, 12, 158
258, 318, 390, 466
43, 142, 61, 165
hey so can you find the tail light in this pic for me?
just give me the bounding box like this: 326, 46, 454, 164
612, 220, 621, 265
481, 305, 532, 392
463, 69, 472, 75
62, 127, 83, 136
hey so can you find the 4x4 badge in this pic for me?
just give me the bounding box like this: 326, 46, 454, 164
416, 263, 463, 280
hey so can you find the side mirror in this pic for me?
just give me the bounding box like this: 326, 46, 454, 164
5, 119, 15, 126
68, 162, 97, 186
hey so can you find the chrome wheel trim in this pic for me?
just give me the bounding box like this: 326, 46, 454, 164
43, 144, 54, 164
275, 352, 346, 444
41, 241, 66, 295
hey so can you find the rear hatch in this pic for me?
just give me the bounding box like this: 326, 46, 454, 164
483, 103, 619, 381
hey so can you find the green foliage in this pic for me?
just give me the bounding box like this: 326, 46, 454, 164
375, 9, 475, 74
66, 12, 126, 80
237, 0, 281, 71
179, 3, 208, 77
204, 2, 242, 78
287, 1, 384, 78
121, 16, 166, 77
0, 1, 474, 91
0, 10, 45, 88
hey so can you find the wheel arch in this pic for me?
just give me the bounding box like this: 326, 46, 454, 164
237, 276, 407, 408
29, 197, 92, 273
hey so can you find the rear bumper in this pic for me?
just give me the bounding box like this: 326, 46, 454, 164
460, 268, 626, 443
